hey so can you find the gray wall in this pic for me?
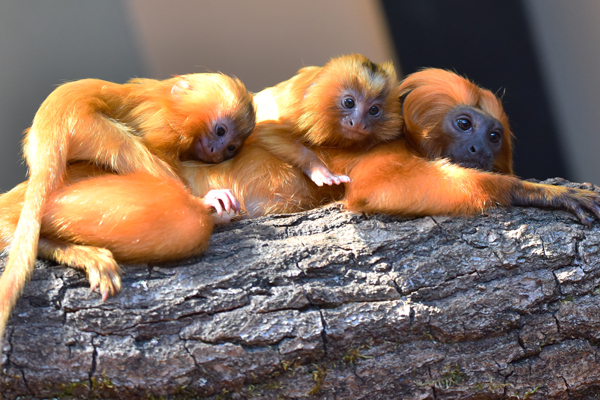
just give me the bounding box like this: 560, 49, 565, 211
0, 1, 145, 191
525, 0, 600, 185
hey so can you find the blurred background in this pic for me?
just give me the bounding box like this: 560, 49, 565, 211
0, 0, 599, 191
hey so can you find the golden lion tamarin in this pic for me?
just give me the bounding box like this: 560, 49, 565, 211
253, 54, 402, 186
0, 73, 253, 344
398, 68, 512, 174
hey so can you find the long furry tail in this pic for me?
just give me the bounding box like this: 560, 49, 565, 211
0, 181, 45, 344
0, 128, 60, 345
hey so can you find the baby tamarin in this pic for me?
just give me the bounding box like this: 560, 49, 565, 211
253, 54, 402, 186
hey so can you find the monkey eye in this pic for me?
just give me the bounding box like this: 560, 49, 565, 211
456, 118, 472, 131
369, 105, 380, 116
489, 131, 502, 144
343, 97, 355, 109
216, 125, 226, 137
227, 145, 236, 152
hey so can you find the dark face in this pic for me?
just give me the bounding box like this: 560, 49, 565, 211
192, 118, 249, 163
442, 105, 504, 171
338, 90, 384, 141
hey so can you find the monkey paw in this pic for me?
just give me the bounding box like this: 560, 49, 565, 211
203, 189, 241, 217
557, 188, 600, 227
85, 248, 122, 301
307, 165, 351, 187
51, 244, 122, 301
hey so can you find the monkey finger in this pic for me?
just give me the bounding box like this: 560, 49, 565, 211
338, 175, 351, 183
203, 191, 226, 216
585, 198, 600, 220
88, 269, 101, 293
222, 189, 241, 214
212, 200, 224, 217
570, 202, 594, 227
217, 194, 231, 215
312, 176, 325, 186
219, 190, 235, 214
207, 189, 239, 215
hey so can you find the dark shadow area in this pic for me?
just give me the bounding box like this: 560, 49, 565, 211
381, 0, 567, 180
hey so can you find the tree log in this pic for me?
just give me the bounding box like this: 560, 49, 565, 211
2, 178, 600, 399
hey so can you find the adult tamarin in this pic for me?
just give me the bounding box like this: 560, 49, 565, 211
398, 68, 512, 174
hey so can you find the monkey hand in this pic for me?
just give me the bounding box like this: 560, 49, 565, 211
514, 182, 600, 226
203, 189, 241, 217
305, 164, 351, 187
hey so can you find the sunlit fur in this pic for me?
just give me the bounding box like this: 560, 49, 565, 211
399, 68, 513, 174
130, 74, 255, 166
2, 66, 600, 349
41, 171, 214, 264
185, 68, 600, 225
0, 164, 216, 299
255, 54, 402, 149
251, 54, 402, 187
183, 122, 343, 217
0, 73, 254, 346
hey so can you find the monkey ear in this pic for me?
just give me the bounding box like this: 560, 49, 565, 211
303, 82, 316, 99
171, 77, 193, 97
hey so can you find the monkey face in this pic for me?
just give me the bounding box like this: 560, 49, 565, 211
193, 117, 252, 164
337, 90, 384, 141
441, 105, 504, 171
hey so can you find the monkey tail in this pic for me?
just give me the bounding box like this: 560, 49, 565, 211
0, 181, 46, 345
0, 128, 65, 345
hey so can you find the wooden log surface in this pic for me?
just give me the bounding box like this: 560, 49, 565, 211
2, 178, 600, 400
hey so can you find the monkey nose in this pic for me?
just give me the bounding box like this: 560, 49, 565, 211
469, 145, 478, 154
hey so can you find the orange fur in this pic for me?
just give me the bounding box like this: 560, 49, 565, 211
399, 68, 513, 174
184, 68, 600, 226
2, 66, 600, 350
183, 122, 342, 217
253, 54, 402, 186
0, 73, 254, 345
41, 172, 214, 264
0, 165, 216, 302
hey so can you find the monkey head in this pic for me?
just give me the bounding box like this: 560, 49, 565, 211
297, 54, 402, 149
399, 68, 513, 174
169, 73, 256, 164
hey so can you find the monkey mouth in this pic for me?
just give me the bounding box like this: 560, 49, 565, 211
341, 128, 370, 141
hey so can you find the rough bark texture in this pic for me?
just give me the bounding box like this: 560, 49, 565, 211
2, 178, 600, 399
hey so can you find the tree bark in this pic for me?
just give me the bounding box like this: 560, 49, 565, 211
2, 178, 600, 400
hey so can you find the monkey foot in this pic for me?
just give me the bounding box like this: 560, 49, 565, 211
40, 239, 122, 300
557, 188, 600, 226
83, 247, 122, 301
